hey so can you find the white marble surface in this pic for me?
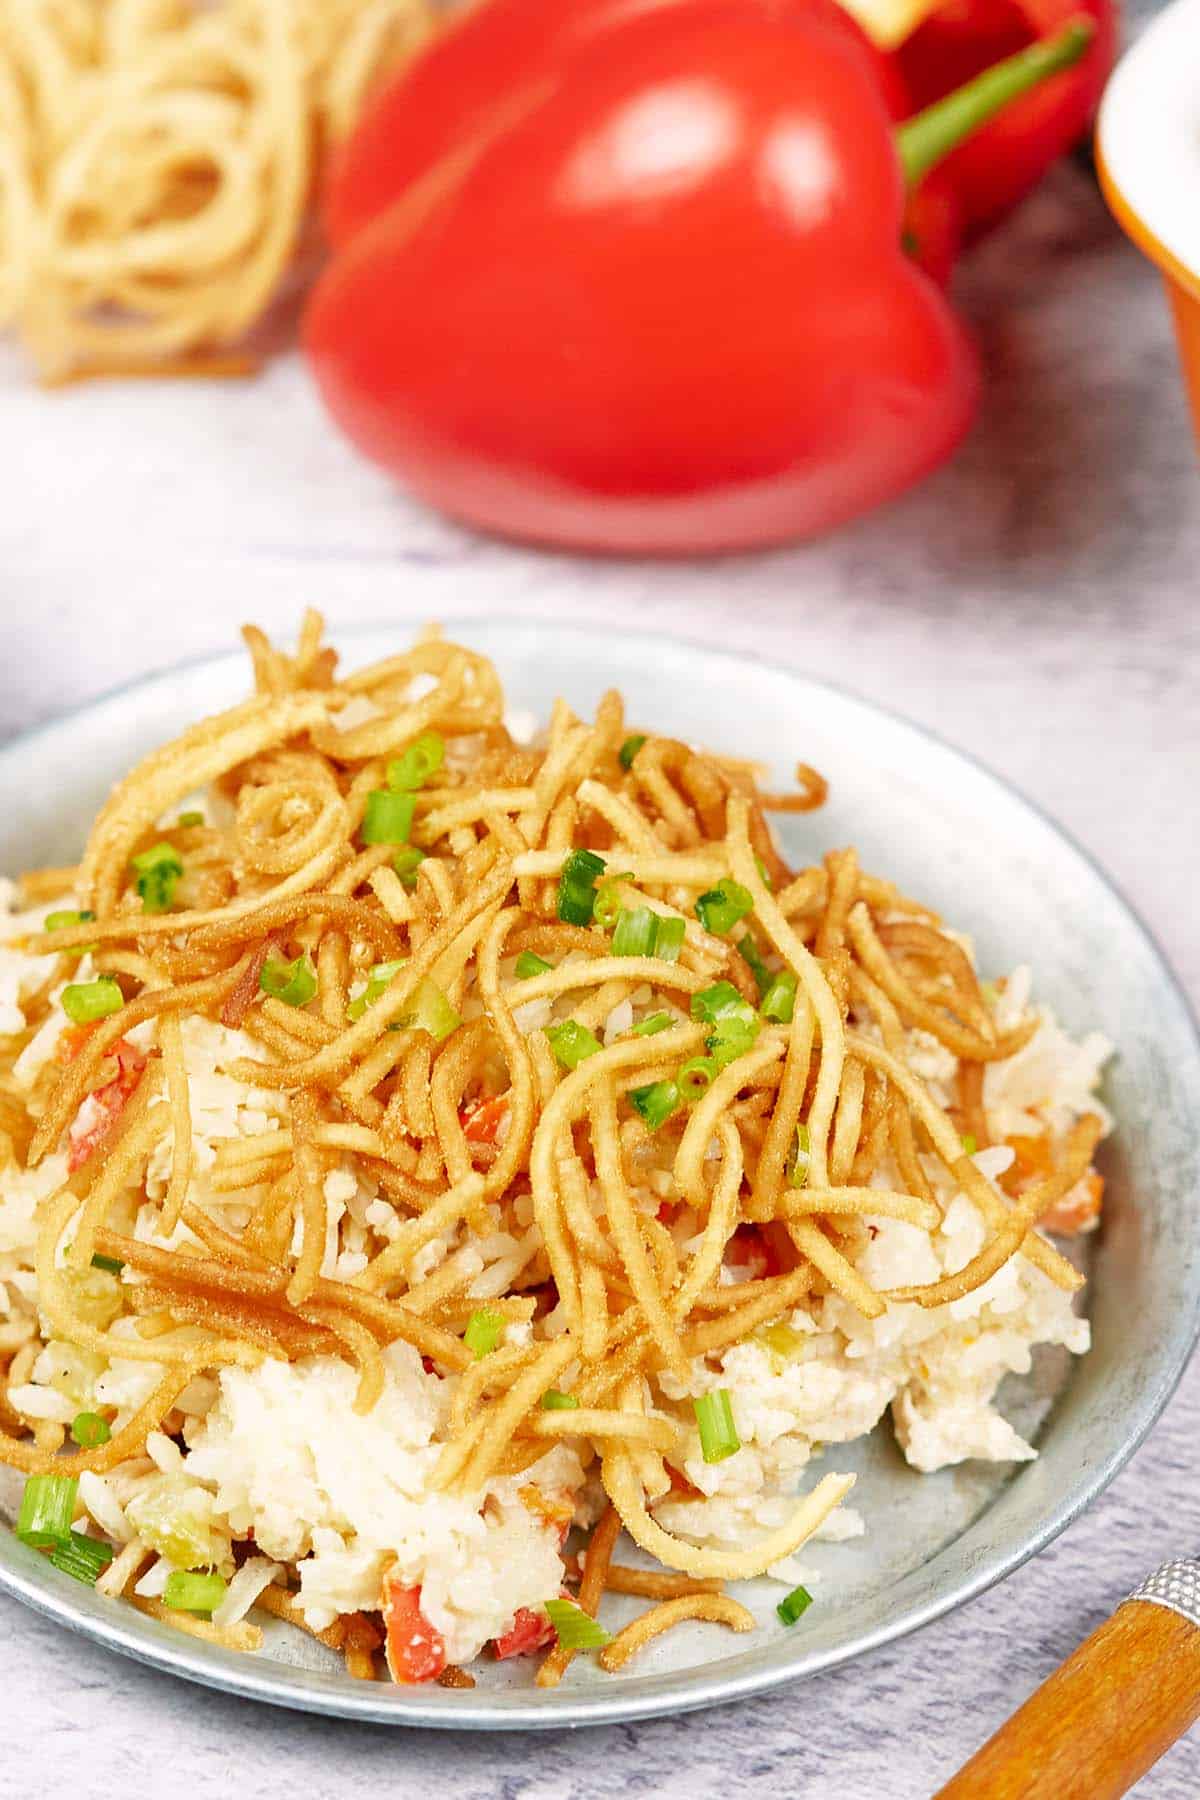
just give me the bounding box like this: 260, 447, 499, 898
1, 161, 1198, 1799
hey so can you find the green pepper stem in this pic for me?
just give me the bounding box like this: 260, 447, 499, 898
896, 16, 1096, 190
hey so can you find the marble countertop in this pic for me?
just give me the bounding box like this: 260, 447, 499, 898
1, 160, 1198, 1800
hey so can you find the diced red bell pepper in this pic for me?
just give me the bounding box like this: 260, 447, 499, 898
381, 1576, 447, 1684
492, 1606, 557, 1660
66, 1038, 147, 1174
459, 1093, 510, 1146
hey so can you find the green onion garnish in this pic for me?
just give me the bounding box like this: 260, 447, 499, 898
545, 1019, 602, 1070
402, 976, 461, 1043
544, 1597, 612, 1650
789, 1123, 811, 1189
541, 1390, 580, 1411
45, 908, 97, 958
737, 932, 771, 999
61, 978, 123, 1025
618, 735, 645, 771
611, 905, 656, 958
961, 1133, 978, 1156
129, 842, 183, 915
362, 789, 416, 846
391, 845, 426, 889
16, 1474, 78, 1550
758, 1321, 807, 1360
387, 732, 445, 792
755, 855, 774, 890
652, 916, 686, 963
91, 1253, 124, 1275
259, 954, 317, 1008
49, 1529, 115, 1585
70, 1412, 112, 1450
776, 1584, 813, 1626
592, 874, 634, 932
346, 958, 407, 1021
628, 1081, 680, 1132
760, 971, 798, 1024
631, 1012, 671, 1037
695, 879, 753, 936
515, 951, 552, 980
162, 1570, 227, 1616
678, 1056, 717, 1101
177, 811, 205, 828
691, 981, 760, 1068
464, 1309, 505, 1360
556, 848, 606, 926
693, 1389, 740, 1464
45, 909, 95, 933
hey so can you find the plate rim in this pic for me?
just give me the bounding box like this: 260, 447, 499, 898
1, 613, 1198, 1731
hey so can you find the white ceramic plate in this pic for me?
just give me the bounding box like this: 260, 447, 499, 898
1, 620, 1198, 1729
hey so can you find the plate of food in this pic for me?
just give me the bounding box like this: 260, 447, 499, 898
0, 616, 1196, 1729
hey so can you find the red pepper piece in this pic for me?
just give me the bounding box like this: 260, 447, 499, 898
492, 1605, 558, 1659
381, 1576, 447, 1684
66, 1038, 147, 1174
897, 0, 1115, 239
459, 1093, 510, 1145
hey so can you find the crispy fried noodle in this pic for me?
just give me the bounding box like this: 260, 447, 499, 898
0, 617, 1113, 1686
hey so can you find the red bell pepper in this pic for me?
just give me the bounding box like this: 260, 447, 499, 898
305, 6, 1092, 555
896, 0, 1116, 238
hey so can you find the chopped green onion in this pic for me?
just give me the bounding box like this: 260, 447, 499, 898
62, 978, 123, 1024
628, 1080, 680, 1132
177, 811, 205, 828
45, 909, 95, 932
544, 1597, 611, 1650
48, 1529, 114, 1585
130, 842, 183, 915
90, 1253, 124, 1275
592, 872, 633, 932
653, 916, 686, 964
464, 1309, 505, 1360
678, 1056, 717, 1101
755, 855, 774, 890
347, 958, 407, 1020
16, 1474, 78, 1550
631, 1012, 671, 1037
515, 951, 552, 980
776, 1584, 813, 1626
362, 789, 416, 845
961, 1133, 978, 1157
618, 735, 645, 771
695, 879, 753, 936
737, 932, 771, 999
540, 1390, 580, 1411
690, 982, 746, 1024
387, 732, 445, 792
545, 1019, 602, 1070
611, 905, 656, 958
45, 908, 97, 958
391, 846, 426, 889
162, 1570, 227, 1616
556, 848, 606, 926
70, 1412, 111, 1449
691, 982, 760, 1068
761, 971, 798, 1024
402, 976, 461, 1043
788, 1123, 811, 1189
259, 954, 317, 1008
693, 1389, 740, 1464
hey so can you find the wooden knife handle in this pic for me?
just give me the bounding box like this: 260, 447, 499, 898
935, 1563, 1200, 1800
